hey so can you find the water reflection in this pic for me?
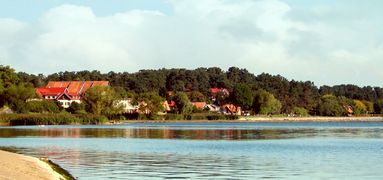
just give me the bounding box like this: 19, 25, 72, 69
1, 122, 383, 179
0, 126, 383, 139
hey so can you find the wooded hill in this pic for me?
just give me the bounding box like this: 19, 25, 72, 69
12, 66, 383, 116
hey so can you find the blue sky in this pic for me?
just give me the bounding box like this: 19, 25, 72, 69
0, 0, 382, 86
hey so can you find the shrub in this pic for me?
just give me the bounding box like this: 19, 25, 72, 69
0, 114, 108, 126
292, 107, 309, 117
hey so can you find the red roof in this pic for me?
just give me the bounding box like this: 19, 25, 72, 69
45, 81, 109, 96
36, 87, 66, 96
210, 88, 229, 95
210, 88, 221, 94
192, 102, 206, 109
222, 104, 239, 113
47, 81, 70, 88
67, 81, 83, 96
168, 101, 176, 107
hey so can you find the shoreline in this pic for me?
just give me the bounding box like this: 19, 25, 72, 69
118, 116, 383, 123
0, 150, 73, 180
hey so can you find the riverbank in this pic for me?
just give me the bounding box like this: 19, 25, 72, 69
119, 116, 383, 123
0, 150, 67, 180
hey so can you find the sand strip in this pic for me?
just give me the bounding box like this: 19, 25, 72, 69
0, 150, 65, 180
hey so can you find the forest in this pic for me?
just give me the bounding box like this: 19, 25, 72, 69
2, 65, 383, 117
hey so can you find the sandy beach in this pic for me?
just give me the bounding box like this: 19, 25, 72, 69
119, 116, 383, 123
237, 116, 383, 122
0, 150, 65, 180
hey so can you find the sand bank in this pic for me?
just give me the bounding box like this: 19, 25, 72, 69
237, 116, 383, 122
0, 150, 65, 180
119, 116, 383, 123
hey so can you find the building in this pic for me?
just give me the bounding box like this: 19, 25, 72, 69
35, 81, 109, 108
192, 102, 207, 109
209, 88, 230, 102
221, 104, 241, 115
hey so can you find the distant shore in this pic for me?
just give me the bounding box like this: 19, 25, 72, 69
118, 116, 383, 123
0, 150, 69, 180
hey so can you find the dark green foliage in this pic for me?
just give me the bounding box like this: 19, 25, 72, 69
136, 92, 165, 116
318, 95, 344, 116
292, 107, 309, 117
230, 83, 253, 110
83, 86, 122, 115
374, 99, 383, 114
3, 83, 37, 113
172, 92, 193, 114
26, 100, 60, 113
0, 114, 108, 126
187, 91, 206, 102
67, 102, 86, 114
3, 64, 383, 117
253, 90, 282, 115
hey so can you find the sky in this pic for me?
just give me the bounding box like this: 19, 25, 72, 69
0, 0, 382, 87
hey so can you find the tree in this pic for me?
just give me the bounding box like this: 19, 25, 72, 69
67, 102, 86, 114
26, 100, 60, 113
136, 92, 165, 116
3, 83, 37, 113
230, 83, 253, 110
317, 95, 344, 116
374, 99, 383, 114
83, 86, 122, 115
362, 100, 374, 114
0, 65, 20, 107
292, 107, 309, 117
353, 100, 367, 115
187, 91, 206, 102
253, 90, 282, 115
173, 92, 193, 114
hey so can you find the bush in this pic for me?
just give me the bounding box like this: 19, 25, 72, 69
292, 107, 309, 117
67, 102, 86, 114
0, 114, 108, 126
26, 100, 60, 113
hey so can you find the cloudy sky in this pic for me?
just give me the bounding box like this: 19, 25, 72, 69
0, 0, 382, 86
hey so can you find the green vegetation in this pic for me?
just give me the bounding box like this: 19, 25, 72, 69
292, 107, 309, 117
230, 83, 253, 110
1, 64, 383, 125
0, 114, 108, 126
253, 90, 282, 115
172, 92, 193, 114
83, 86, 123, 115
136, 92, 165, 117
43, 159, 76, 180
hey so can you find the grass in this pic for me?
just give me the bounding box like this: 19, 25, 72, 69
0, 114, 108, 126
41, 158, 76, 180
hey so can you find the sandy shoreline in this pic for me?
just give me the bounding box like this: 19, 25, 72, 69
0, 150, 65, 180
118, 116, 383, 123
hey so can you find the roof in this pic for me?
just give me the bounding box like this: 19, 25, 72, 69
36, 87, 66, 96
222, 104, 239, 113
210, 88, 229, 95
168, 101, 176, 107
45, 81, 109, 96
192, 102, 206, 109
46, 81, 70, 88
67, 81, 83, 96
210, 88, 221, 94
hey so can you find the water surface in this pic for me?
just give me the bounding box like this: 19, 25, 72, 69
0, 122, 382, 179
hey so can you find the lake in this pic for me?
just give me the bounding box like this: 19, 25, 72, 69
0, 122, 383, 179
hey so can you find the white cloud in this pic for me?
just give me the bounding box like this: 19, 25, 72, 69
0, 1, 382, 86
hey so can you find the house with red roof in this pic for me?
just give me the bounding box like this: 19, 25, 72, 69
36, 81, 109, 108
209, 88, 230, 102
192, 102, 207, 109
221, 104, 241, 115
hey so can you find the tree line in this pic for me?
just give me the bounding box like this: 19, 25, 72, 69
2, 65, 383, 116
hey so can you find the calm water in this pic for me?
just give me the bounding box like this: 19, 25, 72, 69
0, 122, 383, 179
